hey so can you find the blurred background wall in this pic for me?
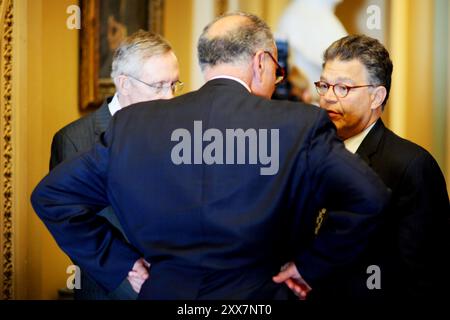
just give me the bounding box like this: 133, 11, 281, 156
0, 0, 448, 299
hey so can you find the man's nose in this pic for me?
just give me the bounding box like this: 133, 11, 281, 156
324, 85, 337, 102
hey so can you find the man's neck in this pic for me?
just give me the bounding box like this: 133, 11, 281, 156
117, 94, 130, 109
204, 65, 251, 87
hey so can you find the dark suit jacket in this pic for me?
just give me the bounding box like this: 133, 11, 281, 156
50, 99, 112, 170
32, 79, 389, 300
313, 119, 450, 302
50, 98, 134, 299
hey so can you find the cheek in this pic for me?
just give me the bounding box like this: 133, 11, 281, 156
268, 83, 276, 97
319, 97, 327, 108
340, 101, 368, 127
135, 89, 157, 103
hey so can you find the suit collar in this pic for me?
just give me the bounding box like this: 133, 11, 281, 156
202, 78, 253, 95
356, 119, 385, 164
209, 76, 251, 92
94, 97, 113, 136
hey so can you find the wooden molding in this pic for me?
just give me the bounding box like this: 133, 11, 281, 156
0, 0, 14, 300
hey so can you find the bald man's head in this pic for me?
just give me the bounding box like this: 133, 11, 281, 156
206, 15, 251, 38
197, 12, 275, 71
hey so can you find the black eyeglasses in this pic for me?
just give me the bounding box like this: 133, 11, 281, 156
127, 75, 184, 94
263, 51, 286, 85
314, 81, 377, 98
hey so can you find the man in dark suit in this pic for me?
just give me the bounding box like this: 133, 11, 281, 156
32, 13, 389, 300
50, 30, 181, 299
312, 34, 450, 302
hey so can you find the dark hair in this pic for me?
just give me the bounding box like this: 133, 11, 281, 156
323, 34, 393, 107
197, 12, 274, 71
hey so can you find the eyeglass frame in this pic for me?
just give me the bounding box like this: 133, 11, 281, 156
314, 80, 379, 98
126, 74, 184, 94
263, 51, 286, 85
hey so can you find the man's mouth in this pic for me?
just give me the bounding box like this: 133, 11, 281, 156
326, 110, 342, 120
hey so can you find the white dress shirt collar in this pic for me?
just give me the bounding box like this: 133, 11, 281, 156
108, 93, 122, 116
344, 122, 376, 154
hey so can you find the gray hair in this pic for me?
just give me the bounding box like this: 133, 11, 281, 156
197, 12, 275, 71
111, 30, 172, 80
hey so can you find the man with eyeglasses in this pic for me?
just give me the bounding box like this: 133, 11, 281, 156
312, 34, 450, 302
33, 13, 390, 300
49, 30, 181, 300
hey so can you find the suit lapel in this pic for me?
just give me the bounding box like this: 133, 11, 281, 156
356, 119, 386, 166
94, 98, 113, 138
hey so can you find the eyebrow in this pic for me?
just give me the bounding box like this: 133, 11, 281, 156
320, 76, 356, 84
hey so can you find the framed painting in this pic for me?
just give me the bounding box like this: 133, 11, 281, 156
79, 0, 164, 111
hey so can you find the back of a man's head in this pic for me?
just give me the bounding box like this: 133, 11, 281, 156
111, 30, 172, 81
197, 12, 275, 71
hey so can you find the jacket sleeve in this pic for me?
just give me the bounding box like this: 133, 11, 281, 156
294, 111, 390, 286
32, 119, 141, 292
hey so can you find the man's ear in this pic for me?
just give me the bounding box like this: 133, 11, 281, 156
370, 86, 387, 110
251, 50, 266, 83
116, 75, 131, 96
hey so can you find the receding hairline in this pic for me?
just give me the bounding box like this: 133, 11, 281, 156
205, 15, 254, 39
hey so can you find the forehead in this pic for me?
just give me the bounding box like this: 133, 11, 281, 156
143, 51, 178, 67
322, 58, 369, 83
140, 51, 179, 78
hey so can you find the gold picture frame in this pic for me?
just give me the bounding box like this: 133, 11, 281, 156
79, 0, 164, 112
